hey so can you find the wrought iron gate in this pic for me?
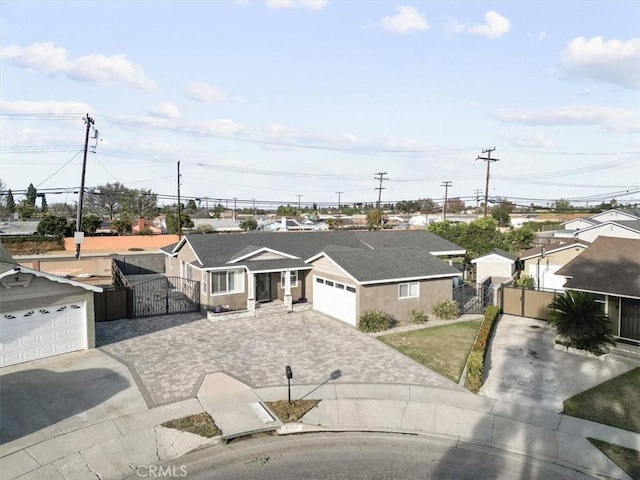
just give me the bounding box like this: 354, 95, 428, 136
453, 282, 494, 314
132, 276, 200, 318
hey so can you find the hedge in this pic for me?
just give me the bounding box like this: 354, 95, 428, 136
465, 305, 501, 393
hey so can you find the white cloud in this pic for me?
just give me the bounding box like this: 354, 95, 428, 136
537, 31, 547, 42
468, 11, 510, 39
149, 102, 181, 119
559, 36, 640, 90
444, 17, 465, 35
185, 82, 232, 102
0, 100, 94, 114
203, 119, 246, 136
265, 0, 327, 10
493, 104, 639, 133
0, 42, 156, 90
501, 131, 554, 148
381, 6, 429, 34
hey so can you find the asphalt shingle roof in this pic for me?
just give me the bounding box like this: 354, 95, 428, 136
556, 237, 640, 298
519, 239, 589, 260
322, 247, 461, 283
167, 230, 465, 270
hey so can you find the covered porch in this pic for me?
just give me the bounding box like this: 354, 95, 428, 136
244, 260, 312, 315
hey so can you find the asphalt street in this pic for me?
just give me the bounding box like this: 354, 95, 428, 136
149, 432, 595, 480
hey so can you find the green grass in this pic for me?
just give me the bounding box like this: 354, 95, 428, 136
162, 413, 221, 438
379, 319, 482, 382
588, 438, 640, 479
564, 368, 640, 434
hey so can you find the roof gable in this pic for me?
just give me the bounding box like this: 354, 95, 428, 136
471, 249, 517, 263
519, 239, 590, 260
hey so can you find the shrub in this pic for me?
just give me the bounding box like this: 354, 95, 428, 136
548, 290, 615, 355
431, 299, 460, 320
465, 305, 501, 393
514, 274, 535, 289
359, 310, 395, 332
410, 309, 428, 324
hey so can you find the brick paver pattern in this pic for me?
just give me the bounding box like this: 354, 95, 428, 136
97, 311, 462, 406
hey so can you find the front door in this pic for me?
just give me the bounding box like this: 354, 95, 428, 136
621, 298, 640, 341
256, 273, 272, 302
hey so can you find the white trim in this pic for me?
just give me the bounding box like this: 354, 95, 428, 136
202, 271, 208, 295
471, 253, 515, 264
305, 253, 359, 283
281, 270, 298, 288
246, 266, 312, 274
566, 287, 640, 301
210, 269, 245, 296
359, 272, 461, 286
398, 282, 419, 299
228, 247, 299, 264
519, 243, 590, 261
0, 267, 103, 292
574, 220, 640, 235
430, 249, 466, 256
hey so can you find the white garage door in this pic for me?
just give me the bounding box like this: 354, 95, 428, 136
312, 276, 357, 326
0, 302, 87, 367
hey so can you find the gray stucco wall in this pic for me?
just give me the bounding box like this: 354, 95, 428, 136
359, 278, 453, 323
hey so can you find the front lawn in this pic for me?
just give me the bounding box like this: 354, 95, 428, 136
588, 438, 640, 479
379, 319, 482, 382
564, 367, 640, 433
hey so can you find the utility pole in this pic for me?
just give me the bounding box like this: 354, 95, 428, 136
177, 161, 182, 240
75, 114, 94, 259
233, 197, 237, 222
473, 189, 483, 213
374, 172, 388, 229
252, 199, 256, 217
476, 148, 499, 217
336, 191, 343, 218
441, 181, 452, 221
296, 194, 303, 212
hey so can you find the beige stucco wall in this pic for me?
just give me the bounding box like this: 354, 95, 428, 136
476, 259, 513, 283
522, 246, 586, 273
1, 275, 96, 348
359, 278, 453, 323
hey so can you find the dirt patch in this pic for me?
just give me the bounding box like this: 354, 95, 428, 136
162, 412, 220, 438
264, 399, 320, 422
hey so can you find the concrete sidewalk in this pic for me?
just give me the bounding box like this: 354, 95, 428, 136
2, 375, 638, 479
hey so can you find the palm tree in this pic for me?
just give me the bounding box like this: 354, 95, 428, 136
548, 290, 615, 355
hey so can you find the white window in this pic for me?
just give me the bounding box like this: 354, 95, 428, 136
202, 271, 208, 294
211, 269, 244, 295
399, 282, 419, 299
281, 270, 298, 288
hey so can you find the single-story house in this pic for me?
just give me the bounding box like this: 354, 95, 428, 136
556, 236, 640, 343
519, 239, 590, 291
572, 220, 640, 243
471, 249, 518, 285
0, 243, 103, 367
162, 230, 465, 326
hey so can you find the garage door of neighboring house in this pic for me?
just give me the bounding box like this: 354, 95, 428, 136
528, 264, 565, 290
0, 302, 87, 367
620, 298, 640, 341
312, 276, 357, 326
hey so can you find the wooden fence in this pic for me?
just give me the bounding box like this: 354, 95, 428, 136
94, 288, 131, 322
501, 286, 558, 320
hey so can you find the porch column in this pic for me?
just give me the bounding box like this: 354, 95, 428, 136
247, 272, 256, 314
284, 270, 293, 312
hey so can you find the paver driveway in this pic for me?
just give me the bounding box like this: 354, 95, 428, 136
97, 311, 462, 407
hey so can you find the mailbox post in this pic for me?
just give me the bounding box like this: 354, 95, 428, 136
285, 365, 293, 404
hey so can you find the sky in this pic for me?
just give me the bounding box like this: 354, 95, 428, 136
1, 0, 639, 211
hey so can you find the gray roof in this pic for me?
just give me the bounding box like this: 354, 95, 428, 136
0, 241, 18, 274
321, 247, 461, 283
167, 230, 465, 271
0, 221, 40, 236
556, 237, 640, 299
474, 248, 518, 262
519, 239, 589, 260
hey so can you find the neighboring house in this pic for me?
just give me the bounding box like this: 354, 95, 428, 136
573, 220, 640, 243
470, 249, 518, 285
562, 217, 597, 231
258, 217, 306, 231
519, 239, 589, 291
556, 237, 640, 343
588, 209, 640, 224
0, 243, 103, 367
192, 218, 242, 233
162, 230, 465, 327
131, 217, 165, 234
